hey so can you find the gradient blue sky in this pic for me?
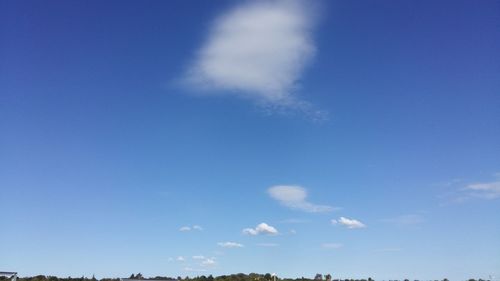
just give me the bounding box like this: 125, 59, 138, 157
1, 1, 499, 280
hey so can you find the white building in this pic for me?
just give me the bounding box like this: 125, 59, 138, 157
0, 272, 17, 281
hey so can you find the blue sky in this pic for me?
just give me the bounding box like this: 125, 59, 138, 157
1, 0, 499, 280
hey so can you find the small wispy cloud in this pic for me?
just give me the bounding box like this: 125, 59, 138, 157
179, 225, 203, 232
332, 217, 366, 229
268, 185, 336, 213
181, 0, 323, 117
438, 173, 500, 204
322, 243, 343, 249
243, 223, 279, 236
464, 181, 500, 199
192, 255, 205, 260
217, 241, 244, 248
177, 256, 186, 262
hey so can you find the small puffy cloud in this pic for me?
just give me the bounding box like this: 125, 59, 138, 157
332, 217, 366, 229
218, 241, 244, 248
192, 255, 205, 260
181, 0, 320, 113
179, 225, 203, 232
177, 256, 186, 262
464, 181, 500, 199
268, 185, 336, 213
322, 243, 343, 249
243, 223, 279, 236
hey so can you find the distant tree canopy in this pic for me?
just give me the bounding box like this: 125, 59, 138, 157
9, 274, 491, 281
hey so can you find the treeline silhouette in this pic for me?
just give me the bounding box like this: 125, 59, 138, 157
0, 273, 491, 281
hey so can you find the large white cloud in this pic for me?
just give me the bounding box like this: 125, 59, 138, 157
243, 223, 279, 235
332, 217, 366, 229
268, 185, 335, 213
182, 0, 317, 109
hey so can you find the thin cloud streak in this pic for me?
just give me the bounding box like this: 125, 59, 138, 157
217, 242, 244, 248
464, 181, 500, 199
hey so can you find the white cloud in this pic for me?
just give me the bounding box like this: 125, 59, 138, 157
243, 223, 279, 236
322, 243, 343, 249
218, 241, 244, 248
464, 181, 500, 199
179, 226, 191, 232
193, 225, 204, 231
182, 0, 319, 111
242, 228, 258, 235
179, 225, 203, 232
192, 255, 205, 260
177, 256, 186, 262
332, 217, 366, 229
268, 185, 336, 213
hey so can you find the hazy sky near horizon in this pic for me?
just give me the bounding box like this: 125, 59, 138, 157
1, 0, 499, 280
